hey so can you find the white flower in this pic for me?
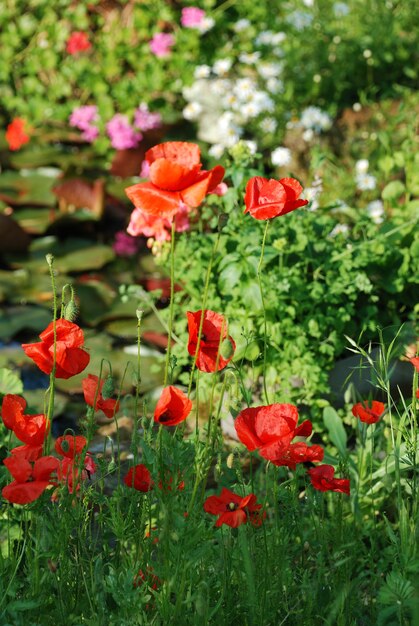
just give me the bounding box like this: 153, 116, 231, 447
212, 58, 233, 76
300, 106, 332, 132
239, 51, 261, 64
271, 31, 287, 45
258, 62, 283, 79
303, 0, 314, 6
208, 144, 225, 159
233, 18, 251, 32
329, 223, 350, 237
251, 90, 274, 112
333, 2, 350, 16
259, 117, 277, 133
302, 128, 314, 142
355, 159, 369, 174
183, 102, 202, 121
234, 78, 256, 101
212, 78, 232, 95
266, 77, 284, 94
194, 65, 211, 79
356, 173, 377, 191
271, 146, 291, 167
286, 10, 313, 30
196, 16, 215, 33
366, 199, 384, 223
243, 140, 257, 154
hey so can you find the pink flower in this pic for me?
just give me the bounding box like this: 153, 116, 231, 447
69, 106, 99, 143
140, 160, 150, 178
113, 231, 141, 257
181, 7, 206, 28
127, 204, 190, 245
134, 104, 162, 131
81, 126, 99, 142
106, 114, 142, 150
69, 105, 98, 130
149, 33, 175, 58
211, 182, 228, 196
66, 32, 91, 55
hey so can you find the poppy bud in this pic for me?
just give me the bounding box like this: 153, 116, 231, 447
63, 299, 79, 322
220, 338, 235, 360
101, 376, 115, 400
60, 439, 70, 453
218, 213, 228, 231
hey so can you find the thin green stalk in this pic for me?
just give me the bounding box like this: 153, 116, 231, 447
45, 254, 58, 454
163, 221, 176, 386
257, 221, 270, 404
187, 228, 222, 397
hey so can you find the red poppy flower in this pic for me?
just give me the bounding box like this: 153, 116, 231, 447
154, 386, 192, 426
124, 464, 153, 492
271, 441, 324, 470
187, 309, 235, 373
204, 487, 264, 528
410, 357, 419, 372
235, 403, 312, 459
5, 118, 30, 151
352, 400, 385, 424
125, 141, 225, 218
82, 374, 120, 418
55, 435, 87, 459
244, 176, 308, 220
1, 394, 49, 447
2, 454, 59, 504
10, 444, 44, 461
22, 319, 90, 379
157, 470, 185, 492
66, 32, 91, 55
133, 567, 160, 591
308, 465, 350, 495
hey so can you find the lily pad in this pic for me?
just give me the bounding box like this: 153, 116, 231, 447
0, 171, 56, 206
0, 368, 23, 395
0, 306, 52, 341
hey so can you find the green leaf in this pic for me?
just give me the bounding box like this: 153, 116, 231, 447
323, 406, 347, 457
381, 180, 405, 201
0, 368, 23, 395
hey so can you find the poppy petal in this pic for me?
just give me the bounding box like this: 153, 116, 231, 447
125, 182, 182, 217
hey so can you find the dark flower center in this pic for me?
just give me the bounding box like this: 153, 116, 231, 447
228, 502, 238, 511
158, 411, 172, 423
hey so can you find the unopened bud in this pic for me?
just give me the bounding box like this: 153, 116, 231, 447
102, 376, 115, 400
136, 309, 144, 321
220, 338, 234, 360
45, 253, 54, 266
63, 300, 78, 322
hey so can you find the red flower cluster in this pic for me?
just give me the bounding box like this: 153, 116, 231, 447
154, 386, 192, 426
308, 465, 350, 495
1, 319, 97, 505
5, 118, 30, 151
234, 403, 323, 470
2, 453, 60, 505
53, 435, 96, 496
124, 464, 153, 492
244, 176, 308, 220
2, 394, 49, 459
82, 374, 120, 418
66, 32, 91, 55
204, 488, 264, 528
187, 309, 235, 373
0, 398, 95, 504
352, 400, 385, 424
410, 357, 419, 398
125, 142, 225, 218
22, 319, 90, 379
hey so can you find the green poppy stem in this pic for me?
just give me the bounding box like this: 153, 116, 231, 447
257, 221, 270, 404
